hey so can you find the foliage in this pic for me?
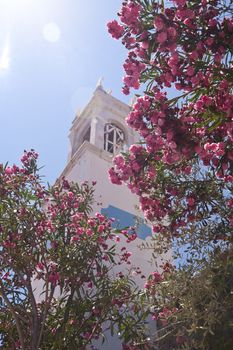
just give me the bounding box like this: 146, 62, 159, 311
0, 151, 149, 350
108, 0, 233, 349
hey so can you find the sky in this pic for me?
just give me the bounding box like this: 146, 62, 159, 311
0, 0, 129, 183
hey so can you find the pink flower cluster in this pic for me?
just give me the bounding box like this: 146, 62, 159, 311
107, 20, 124, 39
20, 149, 38, 167
108, 0, 233, 240
0, 152, 134, 292
123, 56, 146, 93
119, 1, 142, 31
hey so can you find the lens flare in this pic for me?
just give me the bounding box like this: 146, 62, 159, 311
43, 22, 61, 43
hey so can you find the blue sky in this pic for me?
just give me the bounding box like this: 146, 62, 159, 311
0, 0, 129, 183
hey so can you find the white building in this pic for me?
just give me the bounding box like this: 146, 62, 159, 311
58, 82, 169, 349
59, 83, 165, 278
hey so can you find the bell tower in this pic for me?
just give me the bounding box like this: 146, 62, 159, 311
58, 83, 172, 349
68, 82, 137, 162
62, 83, 142, 217
59, 83, 170, 283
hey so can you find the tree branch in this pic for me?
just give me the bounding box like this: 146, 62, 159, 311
0, 280, 26, 350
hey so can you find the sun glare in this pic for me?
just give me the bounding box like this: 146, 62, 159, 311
0, 38, 10, 71
0, 0, 61, 42
43, 22, 61, 43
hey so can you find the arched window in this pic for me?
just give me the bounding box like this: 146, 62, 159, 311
104, 123, 125, 154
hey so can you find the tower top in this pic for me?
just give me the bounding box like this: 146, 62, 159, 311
67, 86, 139, 164
96, 77, 104, 90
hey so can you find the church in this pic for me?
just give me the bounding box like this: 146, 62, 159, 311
57, 82, 158, 348
56, 82, 171, 349
58, 82, 170, 284
28, 80, 174, 350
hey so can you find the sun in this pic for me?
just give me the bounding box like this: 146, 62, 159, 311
0, 0, 61, 44
43, 22, 61, 43
0, 38, 10, 71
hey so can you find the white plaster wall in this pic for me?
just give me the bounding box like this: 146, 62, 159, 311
62, 144, 172, 287
58, 88, 172, 349
67, 147, 138, 214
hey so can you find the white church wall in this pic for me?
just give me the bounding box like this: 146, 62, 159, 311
65, 144, 138, 214
57, 85, 172, 349
60, 142, 172, 288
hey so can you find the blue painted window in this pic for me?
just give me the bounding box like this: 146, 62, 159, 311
101, 205, 151, 240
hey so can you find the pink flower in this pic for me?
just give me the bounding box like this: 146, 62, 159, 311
20, 150, 38, 167
87, 281, 93, 289
154, 16, 165, 31
152, 271, 163, 283
183, 166, 192, 175
107, 20, 124, 40
76, 227, 84, 235
86, 228, 93, 236
141, 40, 149, 49
5, 167, 13, 175
167, 27, 177, 40
189, 50, 199, 60
120, 2, 142, 28
36, 263, 45, 271
97, 225, 104, 234
186, 66, 195, 76
205, 37, 214, 46
48, 271, 60, 286
187, 197, 195, 206
157, 31, 167, 44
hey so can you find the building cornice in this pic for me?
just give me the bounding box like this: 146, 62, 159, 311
58, 141, 113, 180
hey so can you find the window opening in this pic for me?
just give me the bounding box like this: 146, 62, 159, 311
82, 127, 91, 143
104, 123, 125, 155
